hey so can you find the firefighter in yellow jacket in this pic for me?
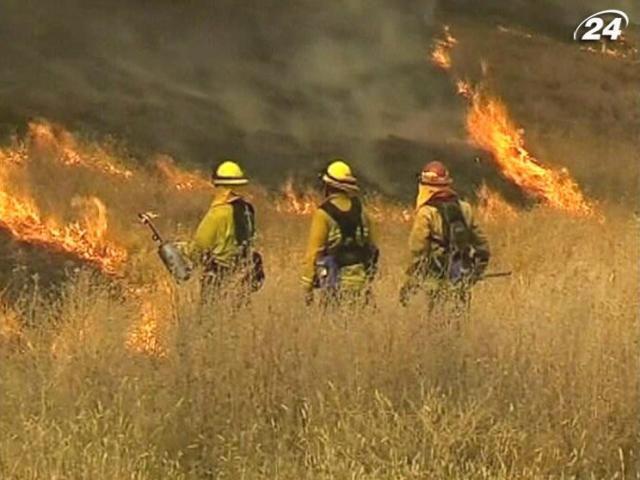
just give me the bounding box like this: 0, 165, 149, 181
301, 160, 379, 307
400, 161, 490, 312
181, 160, 264, 303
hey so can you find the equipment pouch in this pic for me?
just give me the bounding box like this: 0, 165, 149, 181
447, 252, 473, 285
314, 255, 340, 290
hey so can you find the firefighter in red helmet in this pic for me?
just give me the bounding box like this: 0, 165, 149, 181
399, 161, 490, 314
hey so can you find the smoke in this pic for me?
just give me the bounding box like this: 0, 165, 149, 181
1, 0, 633, 202
0, 0, 474, 197
440, 0, 640, 37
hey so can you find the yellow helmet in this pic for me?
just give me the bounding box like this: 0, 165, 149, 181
212, 160, 248, 186
321, 159, 359, 192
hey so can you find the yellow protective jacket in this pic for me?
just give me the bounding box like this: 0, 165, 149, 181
407, 185, 490, 279
182, 187, 253, 269
301, 193, 377, 292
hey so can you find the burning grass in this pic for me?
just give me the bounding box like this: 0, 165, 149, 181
0, 121, 636, 478
430, 25, 458, 70
431, 25, 596, 218
0, 10, 637, 476
28, 120, 134, 179
457, 81, 596, 217
0, 58, 634, 477
153, 154, 212, 192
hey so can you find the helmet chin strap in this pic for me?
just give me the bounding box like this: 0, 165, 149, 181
324, 184, 341, 198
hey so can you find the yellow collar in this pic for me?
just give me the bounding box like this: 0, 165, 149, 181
211, 187, 241, 207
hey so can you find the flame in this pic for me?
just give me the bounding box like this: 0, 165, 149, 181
0, 141, 28, 166
126, 284, 172, 357
457, 81, 594, 216
0, 122, 130, 275
273, 179, 413, 223
0, 192, 127, 274
276, 178, 316, 215
27, 120, 133, 179
126, 300, 167, 357
455, 79, 474, 98
430, 25, 458, 70
154, 155, 212, 191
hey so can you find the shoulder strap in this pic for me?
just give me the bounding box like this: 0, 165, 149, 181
426, 198, 468, 250
320, 198, 363, 243
230, 198, 255, 246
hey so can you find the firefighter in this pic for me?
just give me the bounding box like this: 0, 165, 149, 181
301, 159, 379, 308
180, 160, 264, 304
399, 161, 490, 316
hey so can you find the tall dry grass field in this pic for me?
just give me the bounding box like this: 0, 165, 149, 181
0, 189, 637, 478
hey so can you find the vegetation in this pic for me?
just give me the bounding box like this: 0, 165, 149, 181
0, 4, 638, 478
0, 203, 637, 479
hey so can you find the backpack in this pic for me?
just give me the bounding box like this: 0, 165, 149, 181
230, 199, 265, 292
426, 198, 474, 284
230, 198, 256, 255
314, 198, 378, 290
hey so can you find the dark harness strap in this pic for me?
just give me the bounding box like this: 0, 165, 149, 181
320, 198, 364, 244
230, 199, 255, 253
425, 197, 467, 251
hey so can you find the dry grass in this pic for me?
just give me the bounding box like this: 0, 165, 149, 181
0, 6, 638, 477
0, 201, 637, 479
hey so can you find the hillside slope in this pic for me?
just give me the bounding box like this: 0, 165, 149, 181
0, 0, 637, 204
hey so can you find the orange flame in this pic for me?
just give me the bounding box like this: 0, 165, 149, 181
274, 179, 413, 223
0, 141, 28, 166
430, 25, 458, 70
0, 147, 127, 275
154, 155, 212, 191
0, 192, 127, 274
275, 178, 316, 215
126, 284, 172, 357
28, 120, 133, 179
0, 121, 130, 274
126, 300, 167, 357
457, 81, 594, 216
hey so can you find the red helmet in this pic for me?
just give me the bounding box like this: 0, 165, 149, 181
420, 161, 452, 186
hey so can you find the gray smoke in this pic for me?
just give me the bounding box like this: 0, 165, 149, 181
441, 0, 639, 36
1, 0, 476, 198
1, 0, 631, 202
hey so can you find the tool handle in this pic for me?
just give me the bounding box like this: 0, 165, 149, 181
481, 271, 512, 279
137, 213, 164, 244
